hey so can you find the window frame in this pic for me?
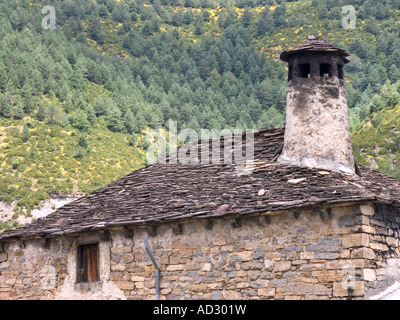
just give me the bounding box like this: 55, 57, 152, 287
76, 242, 100, 283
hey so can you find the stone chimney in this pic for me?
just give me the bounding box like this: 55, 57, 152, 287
277, 36, 355, 174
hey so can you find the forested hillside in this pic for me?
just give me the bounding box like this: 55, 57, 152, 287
1, 0, 400, 230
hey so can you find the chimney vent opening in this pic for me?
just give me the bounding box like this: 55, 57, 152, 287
299, 63, 311, 78
288, 65, 293, 81
338, 64, 344, 79
320, 63, 332, 78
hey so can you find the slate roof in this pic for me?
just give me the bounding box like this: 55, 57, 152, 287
280, 35, 350, 63
1, 127, 400, 240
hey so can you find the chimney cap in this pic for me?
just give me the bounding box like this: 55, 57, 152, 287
280, 35, 350, 63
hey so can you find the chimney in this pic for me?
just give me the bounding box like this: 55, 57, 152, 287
277, 35, 355, 174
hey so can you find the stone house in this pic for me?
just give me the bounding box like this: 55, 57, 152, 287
1, 36, 400, 300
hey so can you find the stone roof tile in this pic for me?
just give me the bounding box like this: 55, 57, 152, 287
1, 127, 399, 240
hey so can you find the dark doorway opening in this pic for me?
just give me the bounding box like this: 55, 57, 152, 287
320, 63, 332, 78
77, 243, 100, 283
338, 64, 344, 79
299, 63, 311, 78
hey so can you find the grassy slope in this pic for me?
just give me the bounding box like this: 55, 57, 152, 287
352, 103, 400, 179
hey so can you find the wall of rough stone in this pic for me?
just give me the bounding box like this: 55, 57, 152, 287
0, 203, 391, 300
277, 76, 355, 174
0, 238, 68, 300
364, 204, 400, 298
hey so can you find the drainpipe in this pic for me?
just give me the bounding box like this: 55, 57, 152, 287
144, 236, 160, 300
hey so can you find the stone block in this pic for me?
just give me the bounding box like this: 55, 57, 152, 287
370, 242, 388, 251
201, 263, 212, 271
165, 264, 184, 271
230, 251, 253, 262
111, 263, 126, 272
135, 282, 144, 289
314, 252, 339, 260
160, 255, 169, 265
291, 260, 306, 266
333, 281, 364, 297
160, 287, 172, 295
122, 253, 134, 263
257, 287, 275, 297
131, 275, 145, 282
0, 261, 10, 270
342, 233, 369, 248
283, 282, 330, 296
352, 225, 376, 234
350, 248, 375, 260
0, 253, 7, 263
189, 284, 208, 292
253, 252, 265, 259
312, 270, 343, 282
325, 259, 365, 270
338, 215, 356, 227
117, 281, 134, 290
211, 291, 222, 300
236, 282, 249, 289
291, 277, 318, 284
273, 261, 292, 272
263, 259, 273, 271
363, 269, 376, 282
212, 234, 226, 246
386, 237, 398, 247
300, 252, 315, 260
359, 205, 374, 216
251, 279, 270, 288
298, 263, 324, 271
222, 290, 241, 299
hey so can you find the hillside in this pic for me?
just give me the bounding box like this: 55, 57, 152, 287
1, 0, 400, 231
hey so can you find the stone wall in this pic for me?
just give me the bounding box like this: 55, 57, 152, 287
364, 204, 400, 298
0, 203, 397, 300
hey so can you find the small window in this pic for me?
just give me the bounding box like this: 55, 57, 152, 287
299, 63, 310, 78
338, 64, 344, 79
77, 243, 100, 283
320, 63, 332, 78
288, 65, 293, 81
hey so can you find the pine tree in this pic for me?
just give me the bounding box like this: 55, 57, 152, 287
0, 95, 12, 118
273, 3, 287, 28
106, 105, 124, 132
257, 10, 274, 36
74, 134, 90, 158
37, 103, 47, 121
87, 14, 104, 44
142, 21, 153, 36
31, 70, 44, 93
124, 109, 136, 134
13, 101, 24, 120
22, 125, 30, 142
0, 64, 7, 93
46, 103, 61, 125
112, 2, 130, 23
69, 109, 91, 131
241, 8, 253, 27
128, 133, 138, 146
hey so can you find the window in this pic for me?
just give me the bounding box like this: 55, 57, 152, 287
320, 63, 332, 78
338, 64, 344, 79
77, 243, 100, 283
288, 65, 293, 81
299, 63, 310, 78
